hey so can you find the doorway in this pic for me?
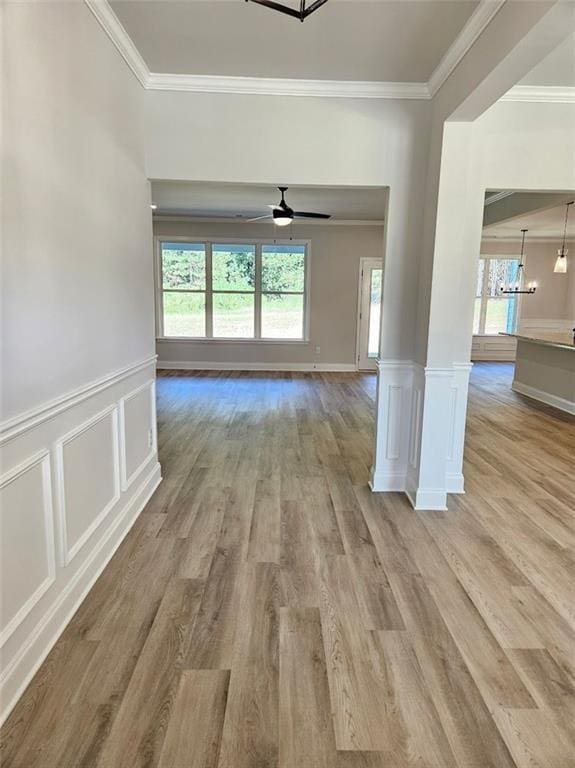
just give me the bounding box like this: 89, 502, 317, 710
357, 258, 383, 371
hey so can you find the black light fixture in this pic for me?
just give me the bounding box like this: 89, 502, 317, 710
245, 0, 329, 22
247, 187, 331, 225
554, 200, 573, 274
500, 229, 537, 294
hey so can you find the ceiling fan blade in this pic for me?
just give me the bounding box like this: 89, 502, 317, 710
246, 214, 274, 222
294, 211, 332, 219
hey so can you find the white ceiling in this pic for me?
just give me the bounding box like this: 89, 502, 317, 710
150, 181, 387, 220
519, 34, 575, 87
111, 0, 478, 82
483, 200, 575, 240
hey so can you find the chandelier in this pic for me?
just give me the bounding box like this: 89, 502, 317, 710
245, 0, 329, 22
500, 229, 537, 295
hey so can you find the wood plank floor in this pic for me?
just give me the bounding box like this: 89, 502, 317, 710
2, 363, 574, 767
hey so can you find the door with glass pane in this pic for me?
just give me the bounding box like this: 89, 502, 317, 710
357, 258, 383, 371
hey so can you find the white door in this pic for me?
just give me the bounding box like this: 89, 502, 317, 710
357, 258, 383, 371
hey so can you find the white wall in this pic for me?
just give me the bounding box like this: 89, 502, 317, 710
0, 2, 159, 724
373, 98, 575, 507
154, 220, 384, 369
145, 91, 431, 362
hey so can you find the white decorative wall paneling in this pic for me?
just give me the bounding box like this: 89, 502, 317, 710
371, 360, 472, 510
0, 451, 56, 647
118, 380, 157, 491
55, 405, 121, 566
0, 356, 160, 726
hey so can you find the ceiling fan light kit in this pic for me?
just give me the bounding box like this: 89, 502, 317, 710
245, 0, 329, 22
248, 186, 331, 226
553, 200, 573, 274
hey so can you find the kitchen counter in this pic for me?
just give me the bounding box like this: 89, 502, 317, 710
501, 330, 575, 352
500, 331, 575, 414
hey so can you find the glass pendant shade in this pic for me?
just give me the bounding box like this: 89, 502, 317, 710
554, 201, 573, 274
554, 249, 568, 274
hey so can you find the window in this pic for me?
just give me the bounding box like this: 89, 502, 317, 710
158, 240, 308, 341
473, 257, 520, 335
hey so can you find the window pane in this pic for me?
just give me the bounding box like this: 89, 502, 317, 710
213, 293, 254, 337
487, 258, 520, 296
262, 245, 305, 292
476, 259, 485, 297
163, 292, 205, 337
473, 297, 481, 334
262, 293, 304, 339
161, 243, 205, 290
368, 268, 382, 357
485, 297, 516, 335
212, 244, 255, 291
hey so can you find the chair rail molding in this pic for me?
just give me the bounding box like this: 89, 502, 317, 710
0, 355, 157, 445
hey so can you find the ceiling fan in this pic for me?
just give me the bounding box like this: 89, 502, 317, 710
248, 187, 331, 226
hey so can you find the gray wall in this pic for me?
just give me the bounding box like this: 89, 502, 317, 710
1, 1, 155, 420
154, 220, 384, 367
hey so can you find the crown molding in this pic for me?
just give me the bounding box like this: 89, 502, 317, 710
482, 235, 575, 243
427, 0, 507, 97
484, 190, 514, 206
85, 0, 573, 105
147, 73, 430, 99
84, 0, 148, 87
500, 86, 575, 103
153, 214, 384, 226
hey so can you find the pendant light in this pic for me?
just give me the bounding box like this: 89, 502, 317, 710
500, 229, 537, 294
554, 201, 573, 274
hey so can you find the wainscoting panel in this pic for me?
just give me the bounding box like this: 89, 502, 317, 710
370, 361, 414, 491
119, 380, 156, 491
56, 406, 120, 565
372, 361, 471, 510
471, 335, 517, 361
0, 355, 161, 726
0, 452, 55, 647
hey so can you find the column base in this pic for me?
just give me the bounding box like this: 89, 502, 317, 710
370, 360, 471, 512
405, 487, 448, 512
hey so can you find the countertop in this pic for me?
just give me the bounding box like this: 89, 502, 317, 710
501, 330, 575, 352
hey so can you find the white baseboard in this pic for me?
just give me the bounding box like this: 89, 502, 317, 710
512, 381, 575, 415
157, 360, 357, 372
445, 472, 465, 493
0, 462, 161, 726
369, 470, 407, 492
405, 487, 448, 512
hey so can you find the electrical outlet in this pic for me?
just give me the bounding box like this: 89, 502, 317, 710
314, 345, 321, 355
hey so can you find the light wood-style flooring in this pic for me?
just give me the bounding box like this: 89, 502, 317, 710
1, 363, 574, 767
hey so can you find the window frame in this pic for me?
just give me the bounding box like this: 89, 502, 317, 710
474, 254, 523, 336
155, 236, 311, 344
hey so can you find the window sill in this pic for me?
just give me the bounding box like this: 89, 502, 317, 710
157, 337, 310, 346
